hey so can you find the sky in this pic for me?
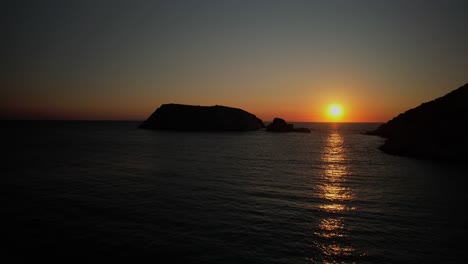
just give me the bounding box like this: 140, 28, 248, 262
1, 0, 467, 122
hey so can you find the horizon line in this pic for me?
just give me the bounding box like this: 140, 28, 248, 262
0, 118, 385, 124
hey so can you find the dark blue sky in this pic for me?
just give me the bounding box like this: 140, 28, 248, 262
2, 0, 467, 121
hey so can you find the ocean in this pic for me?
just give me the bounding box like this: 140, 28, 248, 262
3, 121, 467, 262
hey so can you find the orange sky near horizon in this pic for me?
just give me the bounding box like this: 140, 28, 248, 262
2, 78, 465, 122
0, 104, 395, 122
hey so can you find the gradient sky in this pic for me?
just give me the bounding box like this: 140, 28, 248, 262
2, 0, 467, 121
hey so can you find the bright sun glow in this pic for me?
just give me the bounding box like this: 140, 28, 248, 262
327, 104, 344, 120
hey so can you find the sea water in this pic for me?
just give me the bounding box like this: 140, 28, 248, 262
3, 121, 467, 262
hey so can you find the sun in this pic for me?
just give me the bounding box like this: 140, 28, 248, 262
327, 104, 344, 121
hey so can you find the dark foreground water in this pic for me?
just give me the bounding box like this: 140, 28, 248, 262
3, 121, 467, 262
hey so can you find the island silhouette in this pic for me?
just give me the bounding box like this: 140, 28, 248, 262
139, 104, 264, 131
368, 83, 468, 161
266, 118, 311, 133
140, 104, 311, 133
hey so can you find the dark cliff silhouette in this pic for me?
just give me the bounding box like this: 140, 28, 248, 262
139, 104, 265, 131
266, 118, 311, 133
367, 83, 468, 160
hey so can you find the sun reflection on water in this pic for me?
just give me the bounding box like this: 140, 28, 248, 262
315, 131, 357, 260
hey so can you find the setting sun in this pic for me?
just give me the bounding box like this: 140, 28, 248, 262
327, 104, 344, 121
